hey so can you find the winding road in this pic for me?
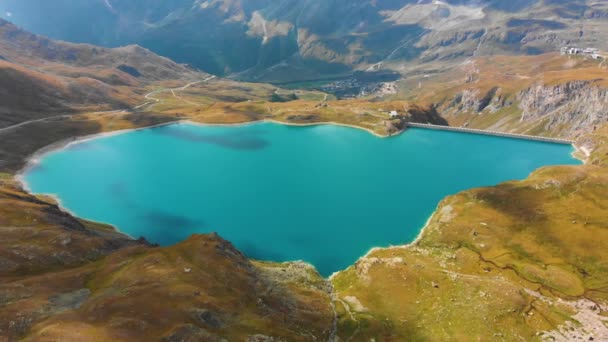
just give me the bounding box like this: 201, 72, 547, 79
0, 76, 216, 135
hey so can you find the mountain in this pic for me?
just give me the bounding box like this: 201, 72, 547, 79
0, 9, 608, 341
0, 18, 203, 128
2, 0, 607, 81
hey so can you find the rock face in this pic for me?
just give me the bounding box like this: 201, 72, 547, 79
406, 54, 608, 139
441, 81, 608, 138
517, 81, 608, 137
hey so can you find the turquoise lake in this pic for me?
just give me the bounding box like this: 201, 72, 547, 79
23, 123, 580, 276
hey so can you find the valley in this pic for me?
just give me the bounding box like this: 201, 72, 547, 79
0, 3, 607, 341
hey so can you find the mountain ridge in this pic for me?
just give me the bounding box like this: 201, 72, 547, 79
2, 0, 607, 81
0, 18, 206, 129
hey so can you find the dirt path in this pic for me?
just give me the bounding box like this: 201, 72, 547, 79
0, 76, 216, 135
145, 77, 215, 105
336, 298, 361, 341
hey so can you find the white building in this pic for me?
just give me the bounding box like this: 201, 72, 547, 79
389, 111, 399, 118
561, 46, 583, 55
561, 46, 602, 59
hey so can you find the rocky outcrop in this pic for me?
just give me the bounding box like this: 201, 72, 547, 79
446, 87, 512, 114
517, 81, 608, 137
438, 80, 608, 138
405, 105, 449, 126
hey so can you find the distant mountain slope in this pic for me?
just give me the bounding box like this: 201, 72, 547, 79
2, 0, 607, 81
0, 19, 202, 83
0, 19, 204, 128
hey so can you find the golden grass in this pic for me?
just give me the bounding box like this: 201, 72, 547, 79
331, 125, 608, 340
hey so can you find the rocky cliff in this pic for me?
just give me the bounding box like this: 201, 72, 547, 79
395, 54, 608, 139
517, 81, 608, 137
439, 80, 608, 138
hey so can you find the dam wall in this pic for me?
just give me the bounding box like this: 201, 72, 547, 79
405, 123, 573, 144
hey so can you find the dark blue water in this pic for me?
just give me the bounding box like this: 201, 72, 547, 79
24, 123, 580, 276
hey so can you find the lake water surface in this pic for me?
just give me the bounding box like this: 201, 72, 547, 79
23, 123, 580, 275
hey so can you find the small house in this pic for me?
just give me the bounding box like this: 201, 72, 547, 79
389, 111, 399, 118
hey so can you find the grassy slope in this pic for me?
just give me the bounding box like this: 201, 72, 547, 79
18, 236, 334, 341
332, 125, 608, 340
0, 18, 204, 129
0, 183, 334, 340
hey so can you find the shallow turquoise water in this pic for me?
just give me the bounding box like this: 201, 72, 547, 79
24, 123, 580, 275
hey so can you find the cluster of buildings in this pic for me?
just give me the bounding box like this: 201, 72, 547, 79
320, 78, 394, 99
320, 78, 362, 98
560, 46, 604, 60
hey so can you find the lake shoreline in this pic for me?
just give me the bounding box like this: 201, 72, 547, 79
15, 119, 585, 279
328, 139, 590, 280
16, 118, 396, 193
14, 118, 394, 277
